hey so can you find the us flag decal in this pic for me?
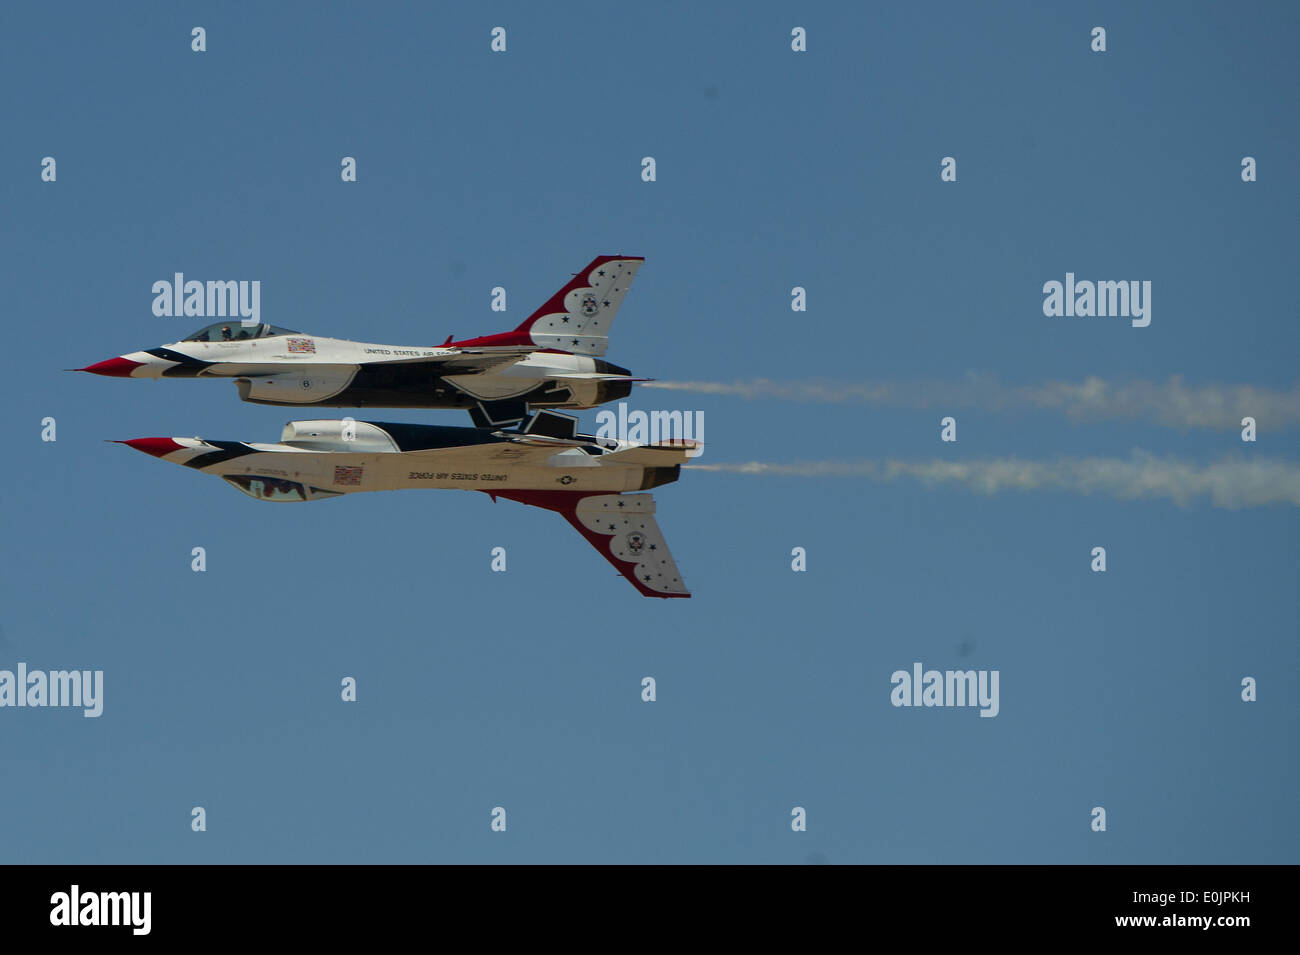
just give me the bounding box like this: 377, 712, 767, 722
333, 465, 363, 486
287, 337, 316, 354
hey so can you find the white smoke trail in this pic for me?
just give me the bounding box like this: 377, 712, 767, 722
644, 376, 1300, 430
684, 453, 1300, 509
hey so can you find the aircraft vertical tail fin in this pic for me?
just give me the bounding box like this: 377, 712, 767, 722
451, 255, 644, 357
486, 489, 689, 598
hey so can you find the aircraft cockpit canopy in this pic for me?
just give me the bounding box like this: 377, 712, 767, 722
182, 322, 301, 342
222, 475, 309, 502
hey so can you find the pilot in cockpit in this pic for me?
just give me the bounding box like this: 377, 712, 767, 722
220, 325, 233, 341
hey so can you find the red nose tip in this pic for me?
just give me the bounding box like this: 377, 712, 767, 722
117, 438, 185, 458
80, 357, 144, 377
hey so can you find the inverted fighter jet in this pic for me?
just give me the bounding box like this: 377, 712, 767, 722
116, 410, 693, 598
79, 255, 645, 428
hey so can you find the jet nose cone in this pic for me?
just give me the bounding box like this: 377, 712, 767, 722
80, 356, 144, 377
116, 437, 184, 458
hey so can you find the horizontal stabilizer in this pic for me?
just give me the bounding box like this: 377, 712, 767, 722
523, 410, 579, 439
598, 440, 701, 466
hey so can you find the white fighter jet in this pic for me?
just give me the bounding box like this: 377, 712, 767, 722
80, 255, 646, 428
116, 410, 694, 598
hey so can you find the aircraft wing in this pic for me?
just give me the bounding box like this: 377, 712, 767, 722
368, 347, 536, 374
207, 350, 532, 382
489, 490, 690, 598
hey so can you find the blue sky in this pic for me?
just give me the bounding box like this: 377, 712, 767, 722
2, 1, 1296, 863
